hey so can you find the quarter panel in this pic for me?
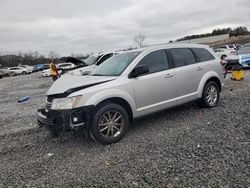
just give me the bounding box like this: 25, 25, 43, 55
197, 71, 222, 98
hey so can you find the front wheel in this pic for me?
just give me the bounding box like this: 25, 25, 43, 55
90, 103, 129, 145
200, 81, 220, 108
22, 71, 27, 75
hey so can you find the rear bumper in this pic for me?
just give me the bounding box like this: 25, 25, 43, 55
37, 105, 94, 131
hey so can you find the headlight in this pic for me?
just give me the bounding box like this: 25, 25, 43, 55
51, 95, 82, 110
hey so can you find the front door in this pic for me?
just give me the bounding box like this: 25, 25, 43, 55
131, 49, 176, 116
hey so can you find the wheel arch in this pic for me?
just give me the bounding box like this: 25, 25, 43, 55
94, 97, 134, 122
82, 89, 137, 121
198, 72, 222, 98
221, 54, 227, 60
205, 77, 222, 92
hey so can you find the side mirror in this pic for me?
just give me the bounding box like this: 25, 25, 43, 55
128, 64, 149, 78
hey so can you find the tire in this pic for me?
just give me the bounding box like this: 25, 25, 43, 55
221, 54, 227, 60
200, 81, 220, 108
90, 103, 129, 145
22, 71, 27, 75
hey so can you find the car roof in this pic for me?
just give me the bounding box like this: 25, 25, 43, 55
125, 43, 210, 53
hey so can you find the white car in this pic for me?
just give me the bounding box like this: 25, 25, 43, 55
18, 65, 33, 73
38, 44, 224, 144
41, 63, 75, 77
7, 67, 29, 76
213, 48, 235, 60
57, 63, 75, 70
41, 68, 63, 77
217, 44, 235, 50
69, 52, 115, 76
216, 45, 236, 54
41, 69, 51, 77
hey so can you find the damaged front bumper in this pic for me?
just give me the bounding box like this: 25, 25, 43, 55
37, 106, 94, 134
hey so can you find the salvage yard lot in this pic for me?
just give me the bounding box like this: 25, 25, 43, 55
0, 72, 250, 187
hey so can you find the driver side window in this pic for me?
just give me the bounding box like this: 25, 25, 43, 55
137, 50, 169, 74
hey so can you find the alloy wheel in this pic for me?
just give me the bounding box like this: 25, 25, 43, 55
206, 85, 218, 105
98, 110, 124, 138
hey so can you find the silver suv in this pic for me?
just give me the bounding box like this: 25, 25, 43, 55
37, 44, 224, 144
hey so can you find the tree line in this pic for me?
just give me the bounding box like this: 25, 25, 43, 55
0, 52, 50, 68
176, 26, 249, 42
0, 51, 89, 68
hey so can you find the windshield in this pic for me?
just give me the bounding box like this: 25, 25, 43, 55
91, 52, 140, 76
84, 55, 99, 65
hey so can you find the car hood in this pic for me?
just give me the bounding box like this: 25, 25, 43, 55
225, 55, 239, 61
47, 75, 116, 96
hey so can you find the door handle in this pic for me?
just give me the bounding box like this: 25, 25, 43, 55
196, 67, 204, 71
165, 73, 174, 78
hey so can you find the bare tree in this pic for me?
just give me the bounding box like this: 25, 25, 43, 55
134, 34, 146, 48
48, 50, 59, 61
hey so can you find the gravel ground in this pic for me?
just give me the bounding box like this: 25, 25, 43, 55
0, 71, 249, 187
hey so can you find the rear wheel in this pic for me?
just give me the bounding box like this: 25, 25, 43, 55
200, 81, 220, 108
90, 103, 129, 145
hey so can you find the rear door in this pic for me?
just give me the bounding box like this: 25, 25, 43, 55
169, 48, 203, 104
169, 47, 215, 104
131, 49, 176, 116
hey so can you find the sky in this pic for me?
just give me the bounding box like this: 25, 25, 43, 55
0, 0, 249, 56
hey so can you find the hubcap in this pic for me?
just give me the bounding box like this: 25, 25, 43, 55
98, 110, 124, 138
206, 85, 218, 105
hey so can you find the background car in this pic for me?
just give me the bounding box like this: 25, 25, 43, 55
59, 57, 87, 68
241, 43, 250, 48
0, 70, 4, 79
239, 54, 250, 68
0, 68, 9, 78
41, 66, 62, 77
224, 47, 250, 69
18, 65, 33, 73
214, 48, 234, 59
69, 52, 116, 76
238, 47, 250, 68
216, 45, 236, 54
38, 64, 50, 71
6, 67, 28, 76
41, 69, 51, 77
57, 62, 76, 70
237, 46, 250, 55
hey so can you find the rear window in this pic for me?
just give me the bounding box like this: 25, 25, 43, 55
191, 48, 215, 62
218, 46, 227, 49
169, 48, 196, 68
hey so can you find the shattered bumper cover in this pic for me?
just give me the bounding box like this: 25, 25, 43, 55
37, 106, 94, 131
